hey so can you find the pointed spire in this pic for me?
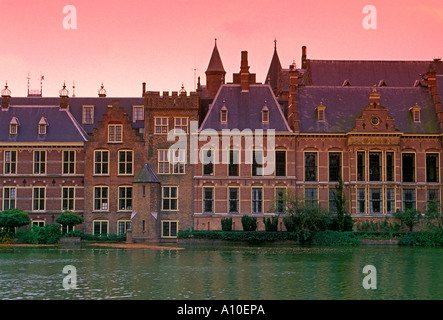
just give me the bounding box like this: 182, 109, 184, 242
206, 38, 225, 73
265, 38, 282, 93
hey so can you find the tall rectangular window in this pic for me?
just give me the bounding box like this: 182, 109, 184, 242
133, 106, 144, 122
93, 220, 108, 235
155, 117, 168, 134
118, 150, 133, 175
275, 188, 286, 214
357, 188, 366, 214
228, 187, 239, 213
386, 152, 394, 182
402, 153, 415, 182
82, 106, 94, 124
94, 150, 109, 175
228, 150, 239, 176
32, 187, 45, 211
203, 187, 214, 213
4, 150, 17, 174
369, 152, 382, 181
426, 153, 439, 183
108, 124, 123, 143
94, 186, 109, 211
162, 186, 178, 211
3, 187, 16, 211
63, 150, 75, 175
252, 188, 263, 213
158, 150, 170, 174
33, 151, 46, 175
427, 189, 440, 210
252, 150, 263, 176
329, 188, 337, 214
305, 188, 318, 206
172, 149, 185, 174
275, 151, 286, 177
203, 150, 214, 176
357, 152, 365, 181
369, 188, 382, 214
329, 152, 341, 181
62, 187, 75, 211
118, 220, 131, 235
386, 188, 395, 214
118, 186, 133, 211
162, 221, 178, 238
403, 189, 416, 210
305, 152, 317, 181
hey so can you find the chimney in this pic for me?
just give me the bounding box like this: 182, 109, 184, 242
287, 63, 299, 131
301, 46, 307, 69
240, 51, 250, 91
1, 82, 11, 110
142, 82, 146, 97
59, 82, 69, 109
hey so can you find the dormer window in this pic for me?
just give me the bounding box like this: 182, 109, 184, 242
342, 79, 352, 87
261, 100, 269, 123
9, 117, 19, 135
220, 100, 228, 123
317, 104, 326, 122
410, 103, 421, 123
38, 117, 48, 135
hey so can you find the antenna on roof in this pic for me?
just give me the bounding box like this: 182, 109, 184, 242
27, 72, 30, 96
72, 81, 76, 97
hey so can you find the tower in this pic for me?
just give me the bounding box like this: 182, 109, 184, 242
205, 39, 226, 98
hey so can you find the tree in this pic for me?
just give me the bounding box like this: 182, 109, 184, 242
332, 176, 353, 232
0, 209, 31, 233
394, 208, 421, 232
55, 211, 84, 234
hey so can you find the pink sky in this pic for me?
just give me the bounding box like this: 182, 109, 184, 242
0, 0, 442, 97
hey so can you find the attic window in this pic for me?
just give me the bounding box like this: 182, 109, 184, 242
317, 104, 326, 122
9, 117, 19, 135
342, 79, 352, 87
220, 100, 228, 123
410, 103, 421, 123
38, 117, 48, 135
261, 100, 269, 123
378, 80, 387, 87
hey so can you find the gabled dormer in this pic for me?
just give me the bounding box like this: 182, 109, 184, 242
316, 102, 326, 122
261, 100, 269, 123
38, 117, 49, 135
9, 117, 19, 135
353, 86, 397, 132
409, 103, 421, 123
220, 99, 228, 123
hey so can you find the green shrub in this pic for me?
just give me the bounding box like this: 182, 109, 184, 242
0, 209, 31, 233
241, 215, 257, 231
263, 216, 279, 231
63, 230, 83, 238
15, 224, 62, 244
221, 217, 233, 231
330, 214, 354, 231
399, 232, 443, 246
56, 211, 84, 233
394, 208, 421, 231
312, 230, 359, 246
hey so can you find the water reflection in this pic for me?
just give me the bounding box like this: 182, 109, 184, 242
0, 245, 443, 300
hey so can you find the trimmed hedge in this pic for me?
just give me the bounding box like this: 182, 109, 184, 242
399, 232, 443, 246
312, 231, 360, 246
178, 230, 311, 243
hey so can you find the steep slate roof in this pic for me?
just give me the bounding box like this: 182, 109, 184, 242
206, 41, 225, 73
200, 84, 292, 132
9, 97, 145, 134
265, 46, 282, 91
304, 59, 443, 87
297, 86, 439, 134
133, 163, 160, 183
0, 105, 88, 142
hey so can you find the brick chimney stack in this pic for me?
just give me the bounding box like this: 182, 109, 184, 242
287, 63, 299, 131
1, 82, 11, 110
301, 46, 307, 69
240, 51, 250, 91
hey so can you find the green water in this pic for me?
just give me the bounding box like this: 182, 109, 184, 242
1, 244, 442, 300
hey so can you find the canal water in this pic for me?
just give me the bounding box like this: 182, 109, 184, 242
0, 244, 442, 300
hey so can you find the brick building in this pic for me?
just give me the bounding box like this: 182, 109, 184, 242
1, 41, 443, 238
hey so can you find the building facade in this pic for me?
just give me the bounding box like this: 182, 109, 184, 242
1, 42, 443, 239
